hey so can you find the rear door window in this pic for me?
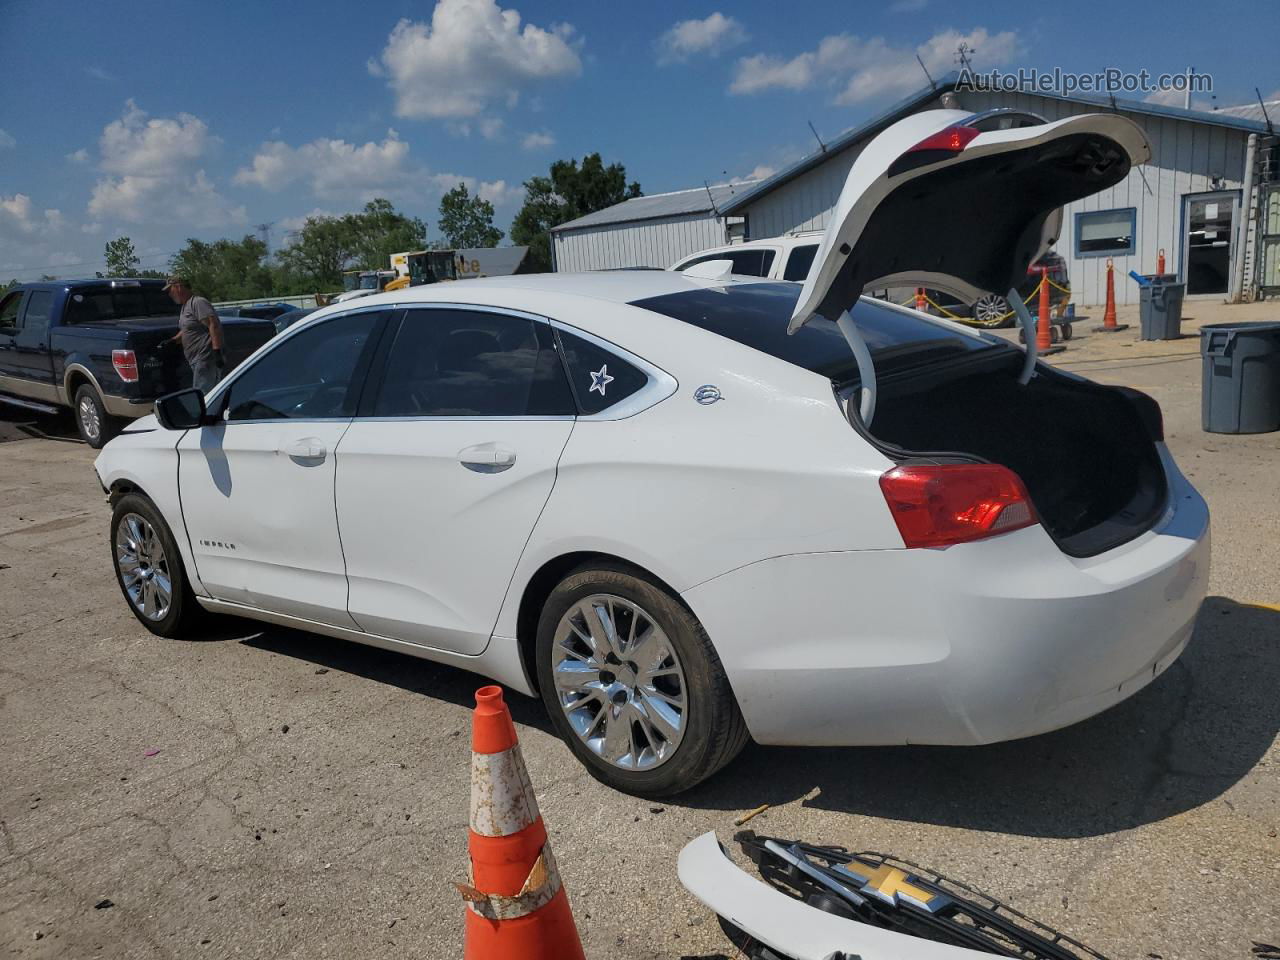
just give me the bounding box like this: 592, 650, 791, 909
21, 291, 54, 334
372, 309, 574, 418
555, 329, 650, 415
783, 244, 819, 282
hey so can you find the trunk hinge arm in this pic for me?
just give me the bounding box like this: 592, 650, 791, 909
836, 309, 877, 426
1009, 287, 1038, 385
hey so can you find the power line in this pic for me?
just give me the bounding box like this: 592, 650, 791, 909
0, 250, 176, 279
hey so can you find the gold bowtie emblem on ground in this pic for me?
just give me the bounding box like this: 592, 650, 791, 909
839, 862, 940, 908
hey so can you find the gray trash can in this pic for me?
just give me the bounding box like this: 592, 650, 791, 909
1200, 321, 1280, 434
1138, 276, 1186, 340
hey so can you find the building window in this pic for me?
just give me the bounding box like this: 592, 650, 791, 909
1075, 208, 1137, 257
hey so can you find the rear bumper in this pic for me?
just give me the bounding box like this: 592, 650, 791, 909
683, 446, 1209, 747
103, 394, 152, 418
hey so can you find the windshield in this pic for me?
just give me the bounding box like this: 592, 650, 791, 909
630, 282, 1000, 382
64, 285, 177, 324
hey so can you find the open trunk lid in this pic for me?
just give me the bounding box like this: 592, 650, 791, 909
790, 109, 1151, 331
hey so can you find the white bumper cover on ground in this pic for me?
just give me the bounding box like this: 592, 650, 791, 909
678, 831, 998, 959
684, 446, 1209, 747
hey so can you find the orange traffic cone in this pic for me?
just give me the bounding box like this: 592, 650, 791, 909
458, 687, 585, 960
914, 287, 927, 312
1093, 258, 1128, 332
1035, 270, 1056, 352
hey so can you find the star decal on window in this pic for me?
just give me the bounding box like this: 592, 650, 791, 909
588, 364, 614, 396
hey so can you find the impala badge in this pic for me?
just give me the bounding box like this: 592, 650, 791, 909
694, 385, 722, 405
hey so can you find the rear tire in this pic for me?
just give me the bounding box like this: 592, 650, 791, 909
110, 493, 206, 638
74, 383, 119, 448
971, 293, 1014, 328
535, 563, 749, 797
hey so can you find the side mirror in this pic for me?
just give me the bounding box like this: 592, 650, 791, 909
154, 388, 207, 430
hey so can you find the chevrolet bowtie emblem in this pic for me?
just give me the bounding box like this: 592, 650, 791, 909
833, 861, 951, 914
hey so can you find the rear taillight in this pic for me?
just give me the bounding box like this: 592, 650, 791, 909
888, 124, 981, 176
879, 463, 1038, 549
111, 349, 139, 382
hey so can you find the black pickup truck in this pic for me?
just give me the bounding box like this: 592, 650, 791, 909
0, 278, 276, 447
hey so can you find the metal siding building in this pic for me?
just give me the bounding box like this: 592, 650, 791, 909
551, 183, 755, 272
725, 78, 1273, 307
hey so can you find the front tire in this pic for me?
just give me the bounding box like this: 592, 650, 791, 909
535, 563, 749, 797
110, 494, 206, 637
74, 383, 119, 448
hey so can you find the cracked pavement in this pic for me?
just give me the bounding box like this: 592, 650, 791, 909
1, 300, 1278, 958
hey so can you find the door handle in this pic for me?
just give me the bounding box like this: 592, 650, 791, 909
282, 437, 327, 463
458, 444, 516, 472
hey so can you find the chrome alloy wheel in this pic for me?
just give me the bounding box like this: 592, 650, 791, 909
115, 513, 173, 621
551, 594, 688, 771
972, 292, 1012, 327
78, 395, 101, 442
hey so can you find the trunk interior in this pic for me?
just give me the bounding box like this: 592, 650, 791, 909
862, 351, 1169, 557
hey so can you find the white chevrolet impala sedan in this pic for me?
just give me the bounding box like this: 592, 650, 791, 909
96, 109, 1209, 796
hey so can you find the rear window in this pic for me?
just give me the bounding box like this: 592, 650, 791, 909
65, 285, 176, 324
630, 283, 998, 382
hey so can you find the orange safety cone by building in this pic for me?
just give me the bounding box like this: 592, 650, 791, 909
1093, 258, 1129, 333
914, 287, 927, 312
1035, 269, 1055, 352
458, 686, 585, 960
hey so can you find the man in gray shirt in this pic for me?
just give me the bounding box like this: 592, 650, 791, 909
163, 276, 226, 393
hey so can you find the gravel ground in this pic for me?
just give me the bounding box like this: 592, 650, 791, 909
1, 298, 1277, 959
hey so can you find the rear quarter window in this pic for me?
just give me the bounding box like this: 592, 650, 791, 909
555, 328, 649, 415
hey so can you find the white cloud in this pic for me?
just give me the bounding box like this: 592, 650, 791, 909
448, 116, 505, 139
86, 101, 243, 228
1144, 87, 1187, 107
234, 130, 415, 198
730, 164, 776, 184
521, 130, 556, 150
888, 0, 928, 12
730, 51, 815, 94
657, 13, 748, 64
234, 131, 517, 218
67, 148, 90, 164
731, 27, 1020, 104
0, 129, 15, 151
0, 194, 65, 237
370, 0, 582, 119
85, 65, 116, 82
98, 99, 217, 176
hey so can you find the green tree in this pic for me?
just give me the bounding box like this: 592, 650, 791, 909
438, 184, 503, 249
511, 153, 641, 272
275, 215, 352, 292
169, 235, 272, 302
103, 236, 141, 277
275, 199, 427, 292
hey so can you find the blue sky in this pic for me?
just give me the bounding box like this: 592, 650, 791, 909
0, 0, 1275, 280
